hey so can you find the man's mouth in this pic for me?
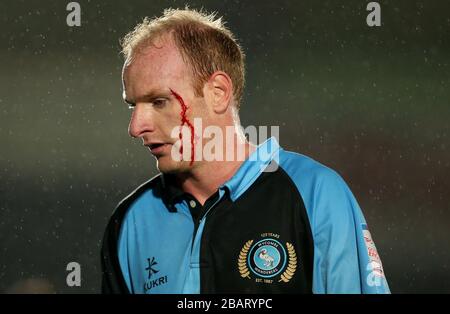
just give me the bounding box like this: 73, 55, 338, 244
147, 143, 168, 155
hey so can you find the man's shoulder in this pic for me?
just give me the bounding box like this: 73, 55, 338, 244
278, 148, 359, 223
108, 174, 164, 221
278, 148, 345, 187
120, 174, 164, 208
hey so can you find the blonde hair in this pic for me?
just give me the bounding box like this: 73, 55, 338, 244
121, 8, 246, 107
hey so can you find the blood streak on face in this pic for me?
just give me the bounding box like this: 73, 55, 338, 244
170, 89, 195, 165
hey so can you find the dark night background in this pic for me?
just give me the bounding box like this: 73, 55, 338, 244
0, 0, 449, 293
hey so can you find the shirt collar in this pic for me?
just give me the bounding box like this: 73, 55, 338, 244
161, 174, 185, 212
161, 137, 281, 210
222, 136, 280, 201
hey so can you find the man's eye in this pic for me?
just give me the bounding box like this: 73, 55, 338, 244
128, 104, 135, 110
153, 99, 167, 107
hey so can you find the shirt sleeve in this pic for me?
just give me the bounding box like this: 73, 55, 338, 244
309, 169, 390, 294
100, 210, 133, 294
117, 216, 133, 292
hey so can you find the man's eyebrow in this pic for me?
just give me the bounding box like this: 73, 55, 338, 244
124, 90, 171, 106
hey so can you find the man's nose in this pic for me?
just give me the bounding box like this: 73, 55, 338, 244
128, 104, 155, 138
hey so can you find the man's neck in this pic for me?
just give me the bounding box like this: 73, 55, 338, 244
175, 141, 256, 206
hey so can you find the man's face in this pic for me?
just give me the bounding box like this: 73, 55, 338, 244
122, 34, 208, 174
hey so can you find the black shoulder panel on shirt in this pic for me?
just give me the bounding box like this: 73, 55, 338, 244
100, 174, 163, 294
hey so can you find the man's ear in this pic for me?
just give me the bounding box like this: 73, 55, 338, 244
204, 71, 233, 114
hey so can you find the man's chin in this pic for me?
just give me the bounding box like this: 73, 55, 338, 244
156, 156, 196, 174
155, 156, 190, 174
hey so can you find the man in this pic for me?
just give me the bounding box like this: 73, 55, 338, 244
101, 8, 390, 294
